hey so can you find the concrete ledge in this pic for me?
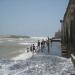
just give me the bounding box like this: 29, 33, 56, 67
71, 54, 75, 67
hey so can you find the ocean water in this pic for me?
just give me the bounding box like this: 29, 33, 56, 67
0, 37, 62, 59
50, 42, 62, 56
0, 38, 37, 59
0, 38, 74, 75
0, 55, 74, 75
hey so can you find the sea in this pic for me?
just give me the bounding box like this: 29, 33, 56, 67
0, 37, 38, 59
0, 37, 74, 75
0, 37, 61, 59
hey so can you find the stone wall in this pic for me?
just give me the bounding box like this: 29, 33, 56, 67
61, 0, 75, 56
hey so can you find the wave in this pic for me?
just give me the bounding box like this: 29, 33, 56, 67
18, 42, 37, 46
18, 43, 32, 45
0, 55, 74, 75
31, 36, 48, 40
7, 40, 15, 42
12, 52, 33, 60
18, 38, 24, 40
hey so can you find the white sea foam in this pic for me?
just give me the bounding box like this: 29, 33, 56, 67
12, 52, 33, 60
71, 54, 75, 59
18, 42, 37, 46
18, 38, 24, 40
31, 36, 48, 40
7, 40, 14, 42
18, 42, 32, 45
1, 55, 74, 75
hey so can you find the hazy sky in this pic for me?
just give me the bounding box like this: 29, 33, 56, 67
0, 0, 68, 37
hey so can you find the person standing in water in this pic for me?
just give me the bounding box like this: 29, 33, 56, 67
32, 44, 35, 52
41, 40, 45, 52
47, 37, 50, 53
37, 40, 40, 50
30, 45, 33, 52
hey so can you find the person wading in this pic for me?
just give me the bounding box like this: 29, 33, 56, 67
32, 44, 35, 52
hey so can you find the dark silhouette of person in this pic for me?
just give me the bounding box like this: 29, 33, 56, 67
37, 40, 40, 52
30, 45, 32, 52
37, 40, 40, 47
47, 37, 50, 53
32, 44, 35, 52
41, 40, 45, 52
27, 48, 29, 52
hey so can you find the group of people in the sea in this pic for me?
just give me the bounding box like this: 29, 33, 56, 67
28, 38, 52, 53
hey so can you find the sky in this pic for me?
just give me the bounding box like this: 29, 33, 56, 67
0, 0, 69, 37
